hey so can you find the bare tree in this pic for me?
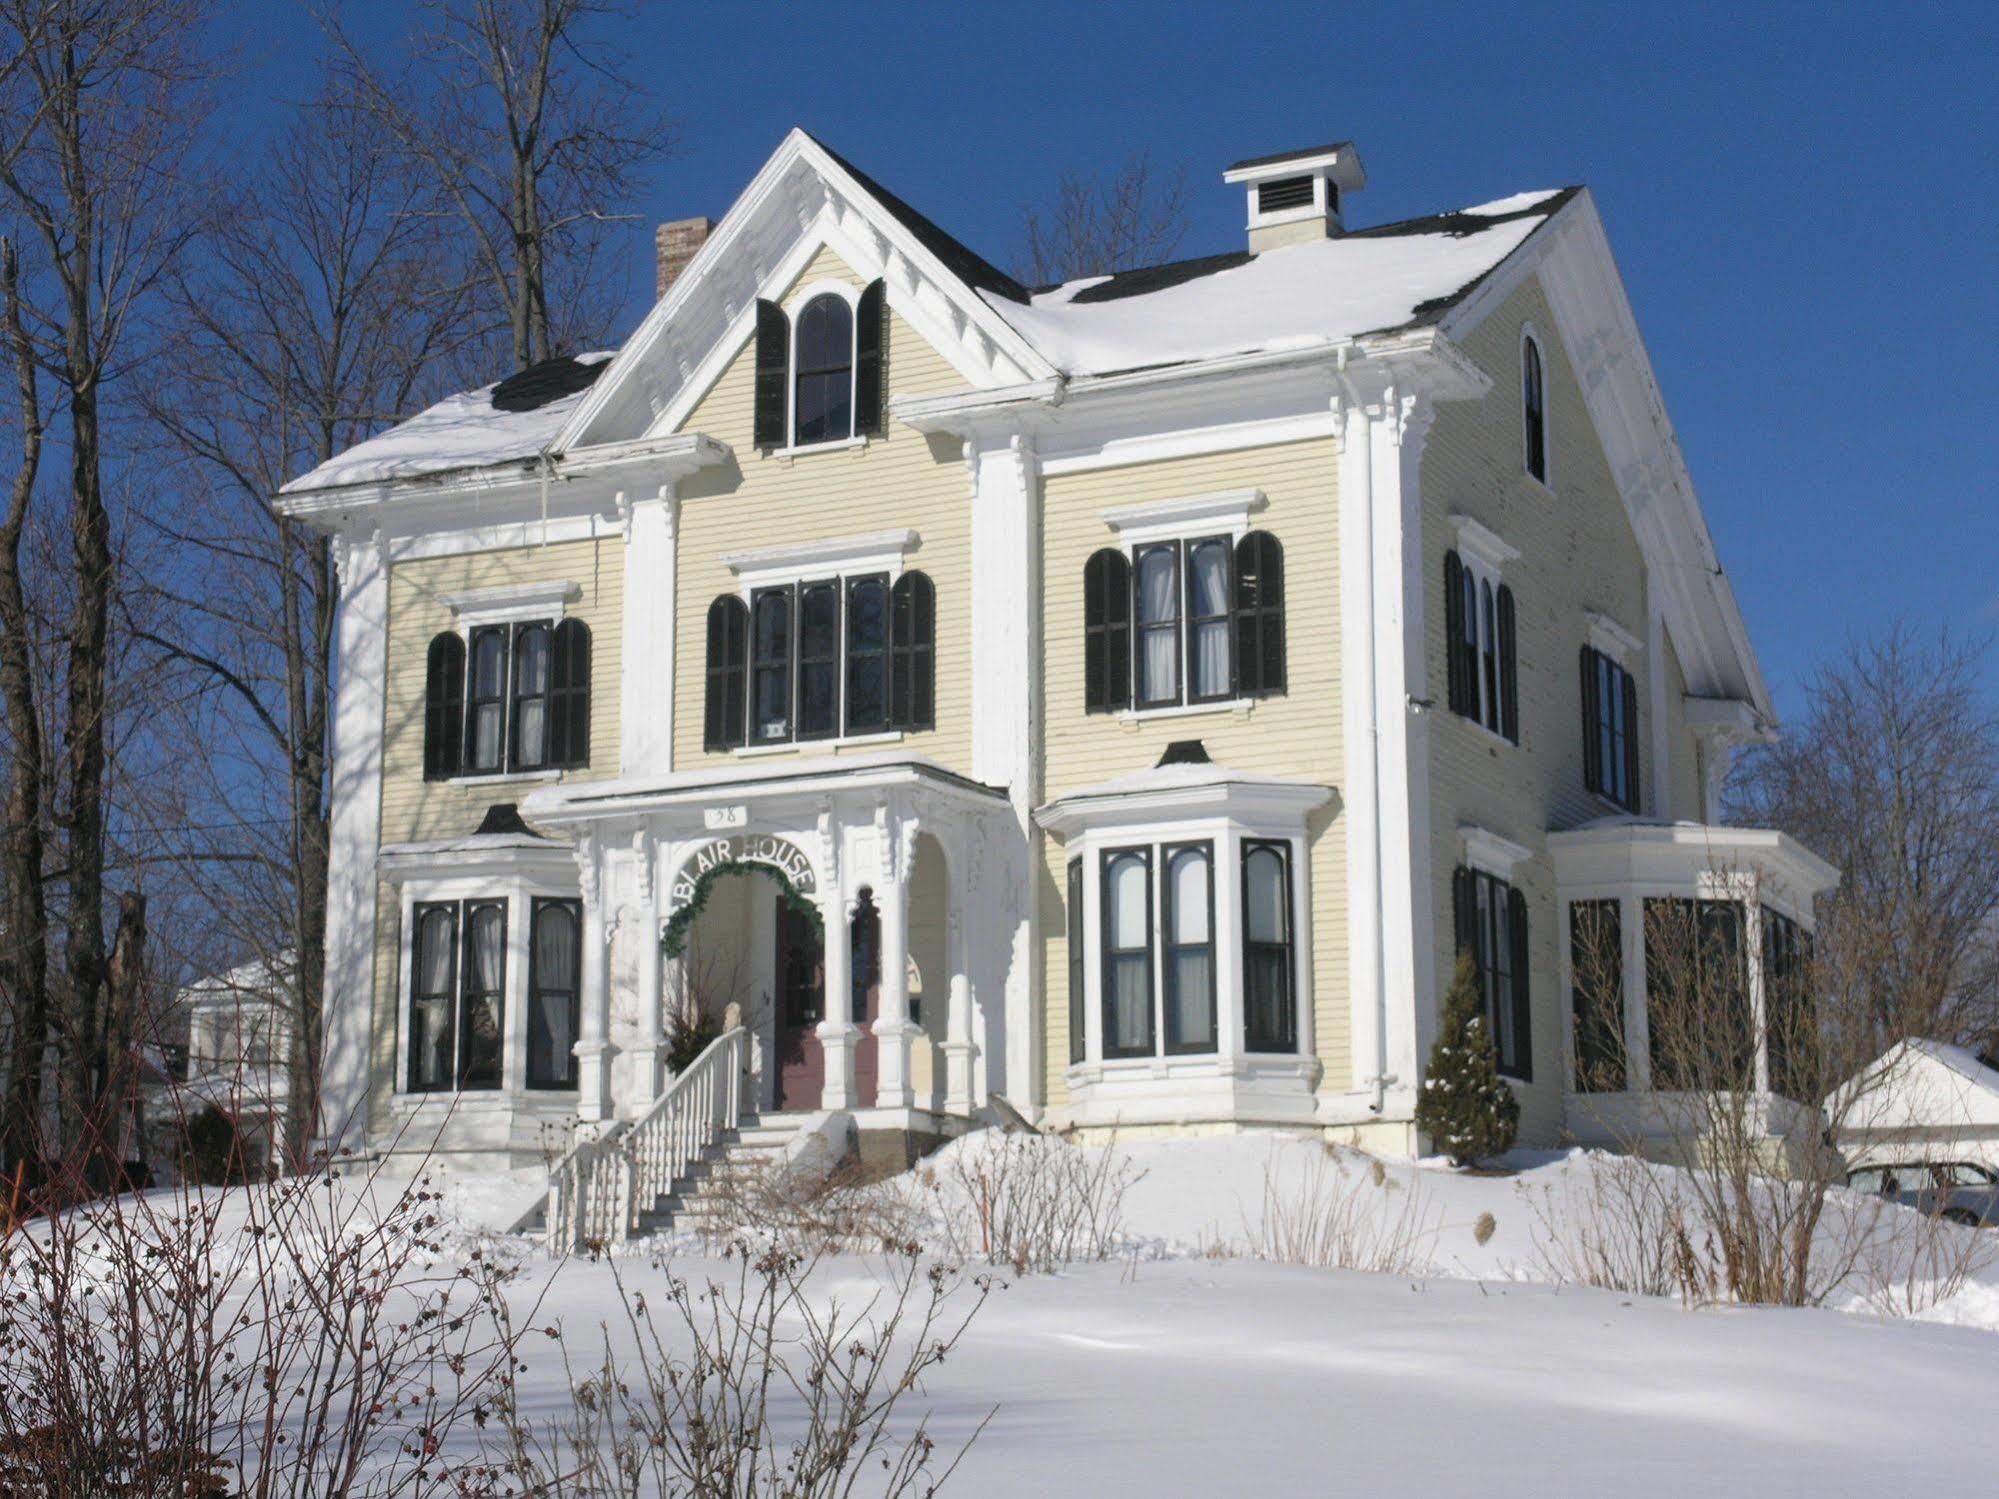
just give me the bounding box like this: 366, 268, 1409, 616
0, 0, 212, 1188
1016, 151, 1190, 286
1730, 624, 1999, 1052
140, 82, 484, 1166
325, 0, 674, 370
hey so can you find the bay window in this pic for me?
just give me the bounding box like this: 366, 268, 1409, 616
1163, 844, 1217, 1053
1242, 842, 1296, 1053
1102, 849, 1155, 1058
527, 897, 581, 1091
408, 898, 506, 1092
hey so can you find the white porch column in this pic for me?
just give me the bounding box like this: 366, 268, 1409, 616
816, 810, 857, 1110
573, 835, 614, 1123
319, 527, 387, 1156
872, 816, 918, 1111
620, 487, 678, 776
630, 832, 663, 1110
943, 858, 977, 1114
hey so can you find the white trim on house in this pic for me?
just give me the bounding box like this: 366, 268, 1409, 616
1098, 488, 1266, 545
1586, 609, 1645, 668
441, 579, 581, 628
1460, 824, 1534, 879
720, 528, 919, 591
1449, 512, 1520, 572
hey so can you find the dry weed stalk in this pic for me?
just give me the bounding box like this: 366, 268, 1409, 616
1251, 1148, 1442, 1277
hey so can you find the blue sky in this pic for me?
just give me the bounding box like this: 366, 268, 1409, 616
238, 0, 1999, 715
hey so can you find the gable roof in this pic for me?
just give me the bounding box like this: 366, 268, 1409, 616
1834, 1038, 1999, 1130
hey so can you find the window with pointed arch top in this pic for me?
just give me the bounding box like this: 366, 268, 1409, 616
793, 294, 854, 445
1523, 333, 1548, 484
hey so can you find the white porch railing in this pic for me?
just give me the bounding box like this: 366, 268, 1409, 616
546, 1026, 747, 1250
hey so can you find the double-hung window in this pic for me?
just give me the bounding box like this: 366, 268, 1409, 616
707, 571, 937, 750
408, 898, 506, 1092
1084, 530, 1287, 713
1242, 842, 1296, 1053
1444, 544, 1517, 743
1101, 848, 1155, 1058
1452, 866, 1532, 1081
1581, 644, 1639, 810
526, 897, 581, 1091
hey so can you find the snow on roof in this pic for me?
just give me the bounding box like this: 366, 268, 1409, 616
984, 189, 1573, 377
280, 352, 614, 496
1902, 1038, 1999, 1095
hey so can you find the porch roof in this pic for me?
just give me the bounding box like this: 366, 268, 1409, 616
1546, 817, 1840, 916
518, 752, 1008, 829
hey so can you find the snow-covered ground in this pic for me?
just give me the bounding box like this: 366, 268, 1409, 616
22, 1131, 1999, 1494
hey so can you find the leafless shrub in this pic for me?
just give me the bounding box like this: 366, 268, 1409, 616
1251, 1147, 1442, 1277
491, 1241, 993, 1497
0, 1141, 526, 1496
1519, 1153, 1706, 1302
927, 1130, 1142, 1273
696, 1157, 929, 1256
1838, 1191, 1999, 1319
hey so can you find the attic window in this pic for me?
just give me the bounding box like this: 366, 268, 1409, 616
1256, 176, 1315, 214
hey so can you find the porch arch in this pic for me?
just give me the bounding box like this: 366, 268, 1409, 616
661, 834, 823, 960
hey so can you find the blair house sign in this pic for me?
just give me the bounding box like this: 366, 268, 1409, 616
668, 834, 818, 906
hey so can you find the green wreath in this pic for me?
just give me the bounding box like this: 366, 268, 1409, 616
660, 857, 822, 960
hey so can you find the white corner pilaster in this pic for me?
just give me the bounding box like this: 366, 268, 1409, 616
968, 433, 1040, 1111
620, 485, 678, 776
1336, 385, 1433, 1120
319, 527, 388, 1156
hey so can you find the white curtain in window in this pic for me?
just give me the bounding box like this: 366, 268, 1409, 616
515, 627, 550, 763
415, 909, 454, 1086
1168, 849, 1213, 1049
1245, 848, 1287, 944
471, 633, 506, 768
532, 905, 577, 1077
1107, 856, 1151, 1051
1188, 544, 1230, 697
1137, 550, 1179, 702
465, 905, 505, 1077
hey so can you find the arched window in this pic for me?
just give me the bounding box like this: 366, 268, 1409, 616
1102, 849, 1154, 1058
792, 293, 853, 446
798, 580, 843, 740
703, 595, 749, 751
1233, 531, 1285, 698
842, 575, 888, 736
1186, 539, 1233, 703
458, 901, 506, 1089
548, 617, 591, 768
750, 587, 794, 744
1083, 548, 1131, 713
1163, 844, 1216, 1054
408, 903, 458, 1091
1243, 842, 1296, 1053
422, 631, 466, 781
511, 621, 552, 769
526, 897, 580, 1090
1523, 332, 1548, 484
1134, 543, 1182, 709
465, 626, 509, 773
890, 570, 935, 731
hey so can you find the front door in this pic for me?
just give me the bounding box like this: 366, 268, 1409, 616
774, 899, 824, 1111
771, 892, 881, 1112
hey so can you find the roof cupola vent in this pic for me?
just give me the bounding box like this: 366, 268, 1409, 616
1223, 141, 1367, 253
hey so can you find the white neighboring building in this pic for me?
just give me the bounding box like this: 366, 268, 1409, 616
153, 955, 297, 1173
1832, 1039, 1999, 1171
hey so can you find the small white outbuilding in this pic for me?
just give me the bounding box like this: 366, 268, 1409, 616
1831, 1039, 1999, 1171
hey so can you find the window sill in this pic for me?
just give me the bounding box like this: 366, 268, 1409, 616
1523, 470, 1555, 497
446, 768, 565, 787
1117, 697, 1256, 725
732, 729, 905, 759
767, 435, 871, 461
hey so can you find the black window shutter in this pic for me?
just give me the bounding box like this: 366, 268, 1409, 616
890, 570, 935, 730
1496, 584, 1518, 744
1580, 647, 1601, 795
1233, 531, 1285, 698
854, 279, 887, 437
1084, 548, 1131, 712
1508, 886, 1533, 1082
1443, 552, 1466, 716
423, 632, 466, 781
1621, 665, 1641, 811
549, 618, 591, 767
1451, 865, 1476, 959
753, 299, 788, 448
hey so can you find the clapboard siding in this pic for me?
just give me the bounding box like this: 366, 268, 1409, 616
1035, 438, 1348, 1107
671, 244, 974, 773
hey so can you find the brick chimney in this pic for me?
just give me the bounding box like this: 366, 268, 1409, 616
655, 216, 713, 299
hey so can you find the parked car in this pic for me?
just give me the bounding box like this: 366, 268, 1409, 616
1846, 1160, 1999, 1226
